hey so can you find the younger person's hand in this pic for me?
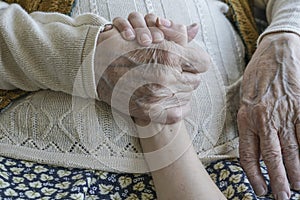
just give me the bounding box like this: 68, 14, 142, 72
113, 12, 199, 46
95, 14, 211, 124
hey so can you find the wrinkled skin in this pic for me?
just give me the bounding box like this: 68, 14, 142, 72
238, 32, 300, 199
95, 15, 211, 124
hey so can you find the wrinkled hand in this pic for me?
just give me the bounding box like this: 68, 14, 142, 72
238, 32, 300, 199
94, 13, 211, 124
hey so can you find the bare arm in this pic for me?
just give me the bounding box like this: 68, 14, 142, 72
137, 121, 226, 200
113, 12, 225, 199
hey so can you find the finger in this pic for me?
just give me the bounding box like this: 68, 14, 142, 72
165, 102, 191, 124
102, 24, 114, 32
187, 23, 199, 42
293, 121, 300, 190
156, 17, 188, 46
112, 17, 136, 40
155, 17, 198, 43
279, 128, 300, 191
179, 72, 201, 90
97, 28, 120, 44
237, 107, 268, 196
260, 132, 290, 200
128, 12, 153, 46
127, 41, 211, 75
144, 14, 164, 43
181, 47, 211, 73
166, 72, 201, 93
152, 44, 210, 74
148, 27, 164, 43
254, 105, 291, 199
144, 13, 157, 27
296, 122, 300, 145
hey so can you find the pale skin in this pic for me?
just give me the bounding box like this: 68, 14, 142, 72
95, 13, 211, 124
114, 11, 300, 200
111, 12, 226, 199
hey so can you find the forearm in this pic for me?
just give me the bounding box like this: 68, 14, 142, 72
254, 0, 300, 42
0, 1, 107, 99
137, 121, 226, 200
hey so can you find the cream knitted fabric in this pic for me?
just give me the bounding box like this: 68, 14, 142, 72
0, 0, 299, 172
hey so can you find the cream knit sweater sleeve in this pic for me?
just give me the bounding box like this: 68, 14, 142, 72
255, 0, 300, 42
0, 1, 108, 99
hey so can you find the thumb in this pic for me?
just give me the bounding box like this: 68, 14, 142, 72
156, 18, 199, 45
187, 23, 199, 42
156, 18, 188, 46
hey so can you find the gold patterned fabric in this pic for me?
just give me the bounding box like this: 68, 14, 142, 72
0, 89, 29, 112
225, 0, 259, 62
3, 0, 74, 14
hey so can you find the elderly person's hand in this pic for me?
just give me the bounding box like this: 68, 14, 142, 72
94, 13, 211, 124
238, 32, 300, 200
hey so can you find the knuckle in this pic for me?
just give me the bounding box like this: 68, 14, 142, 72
191, 75, 201, 89
154, 49, 174, 66
252, 104, 267, 115
239, 151, 257, 167
281, 144, 299, 161
251, 104, 268, 124
243, 168, 260, 180
274, 175, 287, 186
149, 27, 163, 34
119, 21, 131, 31
262, 150, 282, 166
237, 107, 248, 121
113, 17, 130, 30
167, 112, 182, 124
202, 56, 212, 71
128, 12, 143, 20
239, 160, 261, 179
112, 17, 122, 23
144, 13, 156, 21
176, 24, 186, 32
189, 49, 212, 72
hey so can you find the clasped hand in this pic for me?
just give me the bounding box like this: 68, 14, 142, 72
94, 12, 211, 124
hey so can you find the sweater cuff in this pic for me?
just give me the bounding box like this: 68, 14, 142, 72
257, 0, 300, 44
74, 17, 109, 100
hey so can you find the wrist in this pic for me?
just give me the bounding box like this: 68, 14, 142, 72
136, 121, 194, 171
259, 31, 299, 44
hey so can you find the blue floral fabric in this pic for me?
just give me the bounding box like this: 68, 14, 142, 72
206, 159, 300, 200
0, 156, 299, 199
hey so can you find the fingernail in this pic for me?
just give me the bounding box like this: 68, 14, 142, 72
190, 23, 198, 28
253, 185, 267, 196
152, 32, 163, 42
291, 182, 300, 190
123, 28, 135, 40
140, 33, 152, 45
275, 191, 289, 200
158, 17, 171, 27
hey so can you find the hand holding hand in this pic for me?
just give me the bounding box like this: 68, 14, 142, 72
95, 16, 211, 124
113, 12, 199, 46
